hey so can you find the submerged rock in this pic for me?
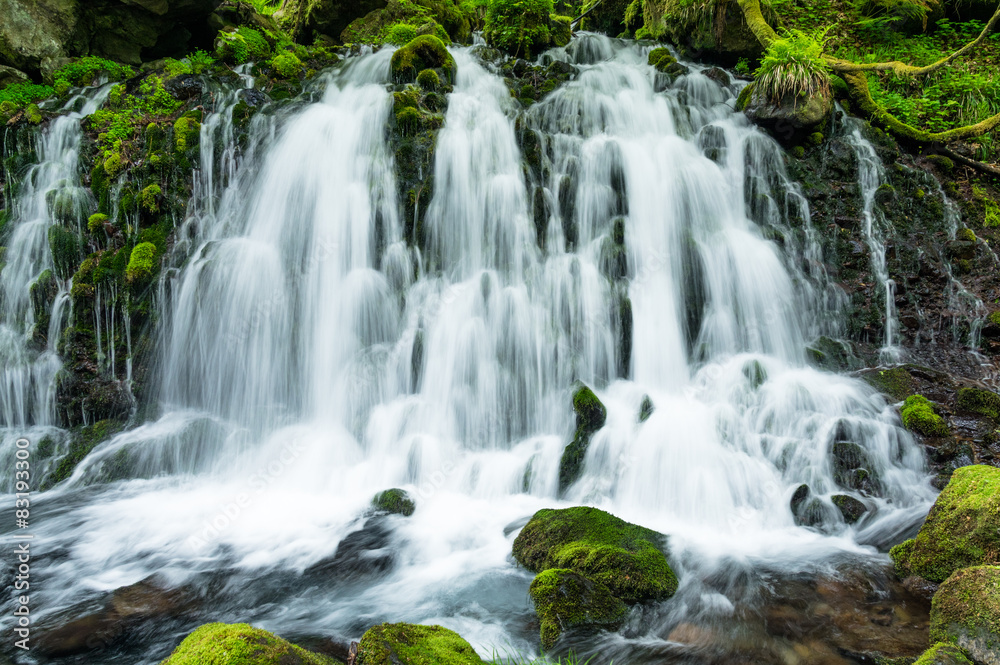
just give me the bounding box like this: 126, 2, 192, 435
892, 465, 1000, 583
558, 384, 607, 494
930, 566, 1000, 665
159, 622, 339, 664
357, 623, 485, 665
529, 568, 627, 649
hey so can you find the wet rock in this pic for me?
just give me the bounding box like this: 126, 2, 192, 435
911, 642, 974, 665
529, 568, 627, 649
0, 64, 29, 86
357, 622, 486, 665
160, 622, 337, 664
371, 488, 415, 517
282, 0, 388, 43
558, 384, 607, 493
831, 494, 868, 524
945, 238, 977, 261
930, 565, 1000, 665
791, 485, 828, 528
648, 47, 689, 81
805, 336, 862, 371
702, 67, 731, 87
744, 87, 833, 146
306, 516, 394, 580
164, 73, 202, 100
639, 394, 654, 422
830, 441, 882, 495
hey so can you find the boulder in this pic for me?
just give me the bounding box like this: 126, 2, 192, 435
830, 441, 882, 495
529, 568, 627, 649
356, 623, 486, 665
159, 622, 339, 664
513, 506, 677, 603
371, 488, 415, 516
831, 494, 869, 524
389, 35, 455, 85
0, 64, 30, 86
930, 566, 1000, 665
901, 394, 949, 437
892, 465, 1000, 583
280, 0, 388, 43
558, 384, 607, 494
744, 85, 833, 146
913, 642, 974, 665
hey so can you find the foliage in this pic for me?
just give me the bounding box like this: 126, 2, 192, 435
53, 56, 134, 95
246, 0, 283, 15
140, 185, 161, 213
386, 22, 420, 45
216, 27, 272, 64
0, 82, 54, 111
484, 0, 554, 57
269, 52, 303, 78
126, 242, 158, 283
754, 28, 832, 103
735, 56, 752, 74
87, 213, 109, 233
390, 35, 457, 83
372, 488, 416, 516
162, 51, 217, 78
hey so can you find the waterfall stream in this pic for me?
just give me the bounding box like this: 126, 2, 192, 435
0, 36, 939, 664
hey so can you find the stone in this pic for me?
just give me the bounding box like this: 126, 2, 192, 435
930, 566, 1000, 665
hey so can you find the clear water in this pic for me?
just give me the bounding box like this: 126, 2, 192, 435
0, 37, 936, 664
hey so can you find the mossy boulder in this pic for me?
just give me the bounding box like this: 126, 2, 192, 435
513, 506, 677, 603
913, 642, 974, 665
901, 394, 949, 437
831, 494, 868, 524
558, 384, 607, 494
744, 85, 833, 146
863, 366, 916, 401
549, 14, 572, 47
894, 465, 1000, 584
647, 47, 688, 80
356, 623, 486, 665
371, 488, 415, 516
529, 568, 627, 649
830, 441, 881, 495
484, 0, 553, 58
159, 622, 339, 664
956, 387, 1000, 422
390, 35, 455, 84
930, 566, 1000, 665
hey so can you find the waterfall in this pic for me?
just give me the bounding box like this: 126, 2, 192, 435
0, 37, 937, 663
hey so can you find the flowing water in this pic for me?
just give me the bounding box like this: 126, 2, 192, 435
0, 37, 939, 664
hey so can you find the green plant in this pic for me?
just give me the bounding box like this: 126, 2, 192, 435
269, 52, 303, 78
386, 22, 420, 45
216, 27, 272, 64
87, 213, 109, 233
125, 242, 158, 283
735, 57, 752, 75
53, 57, 134, 95
0, 82, 54, 110
754, 28, 832, 103
484, 0, 554, 58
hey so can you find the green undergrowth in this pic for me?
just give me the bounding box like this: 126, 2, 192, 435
341, 0, 474, 46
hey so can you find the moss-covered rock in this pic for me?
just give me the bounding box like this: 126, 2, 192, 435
558, 384, 607, 494
831, 494, 868, 524
484, 0, 552, 58
930, 566, 1000, 665
549, 14, 572, 47
901, 394, 949, 437
863, 366, 916, 401
647, 47, 688, 80
956, 387, 1000, 422
513, 506, 678, 603
744, 85, 833, 146
159, 622, 340, 664
913, 642, 974, 665
390, 35, 455, 84
371, 488, 415, 516
126, 242, 158, 284
529, 568, 628, 649
356, 623, 486, 665
896, 465, 1000, 584
890, 538, 915, 579
830, 441, 881, 495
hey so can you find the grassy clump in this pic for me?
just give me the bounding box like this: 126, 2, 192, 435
900, 394, 949, 436
357, 623, 486, 665
484, 0, 553, 58
754, 29, 832, 103
159, 622, 339, 664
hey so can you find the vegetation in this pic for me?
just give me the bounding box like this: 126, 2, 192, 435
900, 394, 950, 436
753, 29, 832, 103
357, 623, 486, 665
929, 566, 1000, 661
913, 643, 974, 665
159, 623, 339, 664
372, 488, 416, 516
484, 0, 554, 57
126, 242, 158, 284
390, 35, 457, 83
529, 568, 627, 649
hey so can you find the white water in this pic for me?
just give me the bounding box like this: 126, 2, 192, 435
1, 37, 937, 663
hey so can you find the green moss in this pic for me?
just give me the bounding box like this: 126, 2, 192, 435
890, 538, 915, 578
484, 0, 553, 58
216, 26, 272, 64
42, 420, 122, 490
416, 68, 441, 91
270, 52, 303, 78
901, 394, 949, 437
140, 184, 161, 213
126, 242, 158, 284
390, 35, 456, 84
550, 14, 572, 47
395, 106, 424, 136
989, 311, 1000, 328
913, 643, 973, 665
808, 131, 824, 145
736, 84, 753, 111
558, 384, 607, 493
957, 387, 1000, 421
513, 506, 678, 603
24, 104, 42, 124
372, 488, 415, 516
87, 213, 109, 234
905, 465, 1000, 583
160, 622, 340, 664
54, 56, 133, 90
385, 22, 419, 46
174, 115, 202, 157
529, 568, 627, 650
929, 566, 1000, 660
48, 225, 80, 280
956, 227, 977, 243
103, 153, 124, 179
356, 623, 485, 665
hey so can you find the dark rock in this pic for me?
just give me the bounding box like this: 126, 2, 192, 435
702, 67, 731, 87
831, 494, 868, 524
639, 394, 654, 423
164, 73, 202, 100
529, 568, 627, 650
0, 63, 29, 86
306, 517, 394, 580
744, 86, 833, 146
282, 0, 388, 43
830, 441, 882, 495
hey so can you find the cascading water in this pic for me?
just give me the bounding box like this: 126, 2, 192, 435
1, 36, 939, 664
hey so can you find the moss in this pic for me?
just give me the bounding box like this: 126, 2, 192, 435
957, 387, 1000, 422
48, 225, 80, 280
901, 394, 949, 437
385, 22, 419, 46
372, 488, 415, 516
395, 106, 424, 136
736, 83, 753, 111
863, 367, 916, 401
956, 227, 977, 243
913, 643, 973, 665
904, 466, 1000, 583
929, 566, 1000, 660
890, 538, 915, 579
512, 506, 678, 603
216, 26, 272, 65
160, 622, 340, 664
390, 35, 456, 85
484, 0, 553, 58
24, 104, 42, 124
831, 494, 867, 524
42, 420, 123, 490
558, 384, 607, 493
793, 145, 806, 158
103, 152, 124, 178
126, 242, 158, 284
87, 213, 109, 234
550, 14, 572, 47
356, 623, 486, 665
174, 115, 202, 155
989, 311, 1000, 328
416, 68, 440, 91
270, 52, 303, 78
529, 568, 627, 650
808, 131, 824, 145
140, 184, 161, 214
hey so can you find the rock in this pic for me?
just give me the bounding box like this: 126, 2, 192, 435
702, 67, 731, 87
862, 366, 916, 401
945, 239, 977, 261
956, 387, 1000, 421
830, 441, 881, 495
371, 488, 415, 516
389, 35, 455, 85
744, 85, 833, 146
743, 358, 767, 389
512, 506, 678, 603
0, 64, 29, 86
356, 623, 486, 665
831, 494, 868, 524
529, 568, 627, 649
281, 0, 388, 43
930, 566, 1000, 665
0, 0, 77, 77
901, 394, 949, 437
894, 465, 1000, 583
306, 517, 394, 579
558, 384, 607, 493
648, 47, 689, 81
550, 15, 572, 47
639, 394, 654, 422
912, 642, 974, 665
159, 622, 339, 664
163, 73, 202, 100
805, 335, 862, 371
790, 485, 829, 527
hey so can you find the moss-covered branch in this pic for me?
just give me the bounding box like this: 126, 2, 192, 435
735, 0, 778, 47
